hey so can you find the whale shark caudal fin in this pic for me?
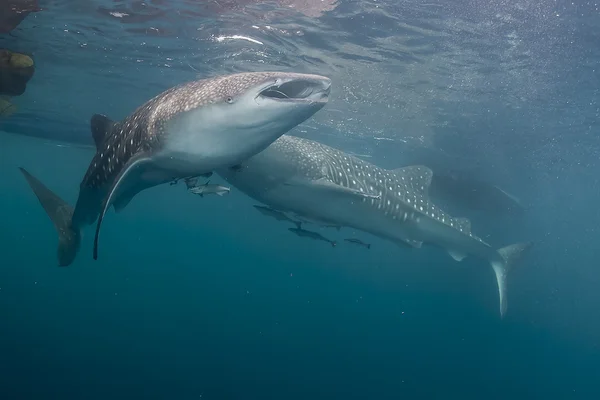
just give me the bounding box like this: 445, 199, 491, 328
19, 168, 81, 267
490, 241, 534, 318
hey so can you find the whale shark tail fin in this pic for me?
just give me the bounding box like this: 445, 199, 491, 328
490, 242, 534, 318
19, 167, 81, 267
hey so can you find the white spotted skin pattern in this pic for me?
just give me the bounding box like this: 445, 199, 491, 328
221, 135, 493, 256
82, 118, 145, 190
82, 71, 313, 191
265, 136, 487, 244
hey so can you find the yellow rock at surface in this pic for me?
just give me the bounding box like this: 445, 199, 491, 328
8, 52, 34, 68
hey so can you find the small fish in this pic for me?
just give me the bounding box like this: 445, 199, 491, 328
253, 205, 302, 228
169, 172, 213, 187
184, 176, 199, 189
286, 213, 340, 230
288, 227, 336, 247
188, 180, 231, 198
344, 238, 371, 249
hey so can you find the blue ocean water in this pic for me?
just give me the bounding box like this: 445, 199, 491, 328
1, 0, 600, 399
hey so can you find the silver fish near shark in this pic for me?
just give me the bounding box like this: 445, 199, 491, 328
218, 135, 532, 317
344, 238, 371, 249
188, 180, 231, 197
20, 72, 331, 266
288, 227, 337, 247
253, 205, 302, 228
253, 204, 340, 230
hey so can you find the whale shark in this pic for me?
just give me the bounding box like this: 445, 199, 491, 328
4, 127, 523, 219
20, 72, 331, 266
217, 135, 532, 317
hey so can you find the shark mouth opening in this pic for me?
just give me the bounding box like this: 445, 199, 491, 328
259, 79, 330, 101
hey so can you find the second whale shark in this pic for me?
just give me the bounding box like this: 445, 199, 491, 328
217, 135, 532, 317
20, 72, 331, 266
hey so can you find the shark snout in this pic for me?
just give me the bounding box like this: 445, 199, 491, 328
319, 77, 332, 93
311, 76, 332, 102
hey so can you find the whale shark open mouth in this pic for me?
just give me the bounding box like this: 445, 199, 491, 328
259, 78, 331, 102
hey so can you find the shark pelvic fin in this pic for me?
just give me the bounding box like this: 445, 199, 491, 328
391, 165, 433, 196
93, 153, 151, 260
19, 167, 81, 266
90, 114, 115, 150
447, 249, 467, 262
490, 241, 534, 318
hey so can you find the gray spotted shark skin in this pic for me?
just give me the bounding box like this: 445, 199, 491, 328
219, 136, 474, 247
218, 135, 533, 317
20, 72, 332, 266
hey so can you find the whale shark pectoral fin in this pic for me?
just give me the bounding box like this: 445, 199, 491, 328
93, 153, 152, 260
113, 167, 163, 213
112, 188, 137, 213
391, 165, 433, 196
90, 114, 115, 150
284, 177, 380, 200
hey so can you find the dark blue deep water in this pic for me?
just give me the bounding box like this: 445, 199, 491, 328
1, 1, 600, 399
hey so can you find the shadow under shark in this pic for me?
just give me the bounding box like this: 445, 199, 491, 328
217, 135, 533, 317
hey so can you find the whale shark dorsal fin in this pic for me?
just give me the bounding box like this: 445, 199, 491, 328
448, 249, 467, 261
391, 165, 433, 195
90, 114, 115, 150
453, 217, 472, 234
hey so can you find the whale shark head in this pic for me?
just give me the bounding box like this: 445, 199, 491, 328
157, 71, 332, 172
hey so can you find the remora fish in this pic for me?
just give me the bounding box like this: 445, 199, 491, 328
288, 227, 337, 247
20, 72, 331, 266
287, 213, 342, 230
344, 238, 371, 249
218, 135, 533, 317
253, 205, 302, 228
188, 180, 231, 197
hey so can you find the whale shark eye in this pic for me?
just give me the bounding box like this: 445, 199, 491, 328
226, 96, 234, 104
